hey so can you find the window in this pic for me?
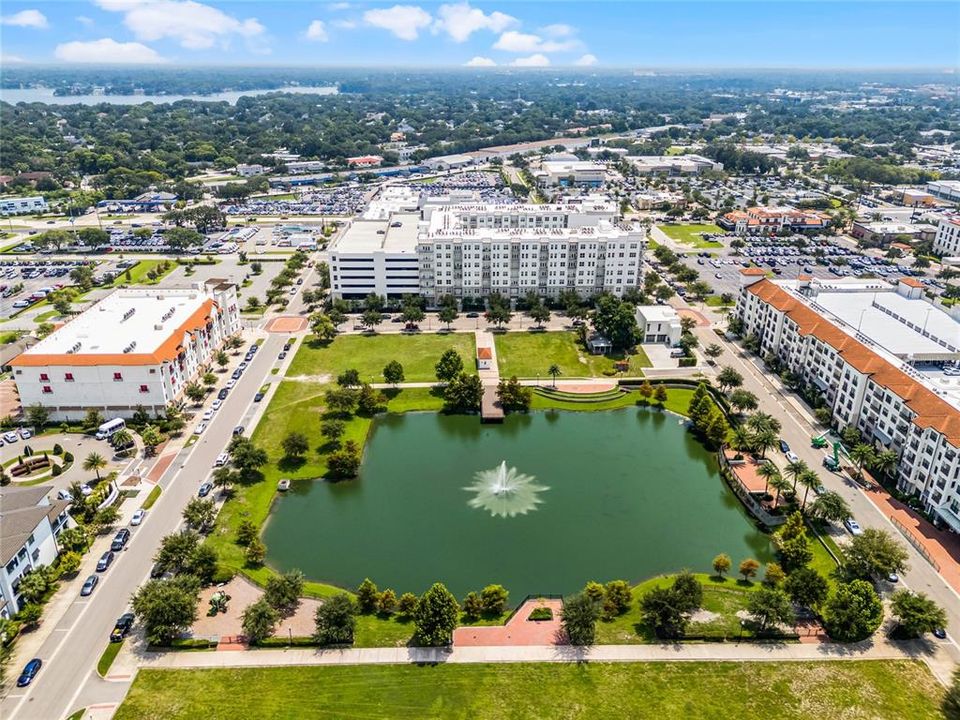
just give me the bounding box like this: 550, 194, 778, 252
64, 373, 74, 381
139, 384, 149, 393
39, 373, 49, 381
42, 385, 53, 394
113, 372, 123, 381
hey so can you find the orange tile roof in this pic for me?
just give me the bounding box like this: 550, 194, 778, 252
740, 268, 767, 276
746, 279, 960, 445
477, 347, 493, 360
898, 277, 924, 288
11, 299, 218, 367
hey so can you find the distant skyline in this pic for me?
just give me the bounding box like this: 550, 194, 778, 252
1, 1, 958, 69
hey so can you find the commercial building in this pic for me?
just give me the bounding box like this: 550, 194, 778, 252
347, 155, 383, 168
927, 180, 960, 203
850, 221, 937, 245
0, 196, 47, 215
10, 282, 240, 421
718, 206, 830, 235
423, 154, 475, 171
284, 160, 326, 174
934, 216, 960, 257
328, 198, 645, 303
635, 305, 682, 345
236, 163, 266, 177
899, 188, 937, 207
536, 160, 606, 187
1, 486, 72, 618
629, 154, 722, 176
735, 270, 960, 532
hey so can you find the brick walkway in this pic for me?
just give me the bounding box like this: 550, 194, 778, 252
453, 599, 564, 647
863, 486, 960, 595
265, 315, 307, 333
146, 452, 176, 482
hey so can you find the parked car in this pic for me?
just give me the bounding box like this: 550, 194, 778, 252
16, 658, 42, 687
214, 453, 230, 467
253, 392, 265, 402
19, 428, 31, 439
149, 562, 165, 579
844, 518, 863, 536
198, 482, 213, 498
211, 399, 223, 410
278, 352, 287, 360
785, 451, 800, 464
111, 528, 130, 552
217, 388, 229, 400
3, 431, 18, 443
130, 509, 146, 526
96, 550, 115, 572
80, 574, 99, 596
202, 409, 215, 421
233, 426, 244, 436
225, 379, 236, 390
110, 613, 135, 642
933, 627, 947, 639
887, 572, 899, 583
779, 440, 790, 453
194, 423, 207, 435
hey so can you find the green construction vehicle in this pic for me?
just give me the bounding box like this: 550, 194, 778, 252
811, 433, 828, 449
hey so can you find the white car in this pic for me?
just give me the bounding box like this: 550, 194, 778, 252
130, 509, 146, 526
785, 451, 800, 464
225, 379, 236, 390
80, 484, 94, 497
19, 428, 31, 439
3, 431, 18, 443
211, 399, 223, 411
214, 452, 230, 468
844, 518, 863, 536
194, 423, 207, 435
202, 409, 215, 421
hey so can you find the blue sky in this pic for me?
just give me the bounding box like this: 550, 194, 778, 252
1, 1, 958, 68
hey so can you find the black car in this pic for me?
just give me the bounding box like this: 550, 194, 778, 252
149, 562, 165, 579
253, 392, 265, 402
16, 658, 42, 687
779, 440, 790, 453
233, 426, 244, 436
110, 613, 135, 642
278, 351, 287, 360
465, 312, 479, 318
218, 388, 229, 400
231, 369, 242, 380
80, 574, 98, 596
283, 343, 292, 351
96, 550, 115, 572
111, 528, 130, 552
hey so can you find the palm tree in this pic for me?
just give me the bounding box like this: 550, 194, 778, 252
756, 462, 780, 496
797, 469, 820, 511
83, 452, 107, 481
731, 425, 754, 453
747, 412, 782, 436
872, 449, 898, 481
809, 491, 851, 523
752, 429, 779, 458
111, 429, 133, 453
547, 364, 561, 388
849, 443, 876, 479
769, 473, 792, 509
784, 459, 808, 492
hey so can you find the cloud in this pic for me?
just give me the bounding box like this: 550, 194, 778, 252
574, 53, 598, 66
432, 3, 516, 43
76, 15, 95, 26
465, 56, 496, 67
540, 23, 574, 38
511, 53, 550, 67
1, 9, 48, 28
328, 2, 351, 9
1, 53, 27, 63
96, 0, 263, 50
54, 37, 165, 64
493, 30, 577, 54
333, 19, 356, 29
306, 20, 329, 42
364, 4, 432, 40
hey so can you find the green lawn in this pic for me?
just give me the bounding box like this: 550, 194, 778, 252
495, 331, 650, 379
115, 661, 944, 720
287, 333, 476, 383
658, 223, 723, 249
97, 641, 123, 676
107, 259, 176, 287
206, 382, 444, 590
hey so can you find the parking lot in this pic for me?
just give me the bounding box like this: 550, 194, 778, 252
222, 185, 371, 216
0, 257, 102, 318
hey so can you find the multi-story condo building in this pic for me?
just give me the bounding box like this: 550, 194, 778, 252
0, 485, 72, 618
10, 281, 240, 421
735, 269, 960, 532
327, 199, 645, 303
934, 215, 960, 257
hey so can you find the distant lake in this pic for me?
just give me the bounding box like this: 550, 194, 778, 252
0, 85, 338, 106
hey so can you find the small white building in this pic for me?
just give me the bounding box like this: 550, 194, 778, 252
10, 282, 240, 421
537, 160, 605, 187
0, 485, 72, 618
423, 154, 475, 171
635, 305, 682, 346
477, 346, 493, 370
236, 163, 266, 177
0, 196, 47, 215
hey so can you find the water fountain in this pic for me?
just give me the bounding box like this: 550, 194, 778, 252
464, 461, 549, 518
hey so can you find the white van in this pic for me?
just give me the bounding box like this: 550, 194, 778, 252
96, 417, 126, 440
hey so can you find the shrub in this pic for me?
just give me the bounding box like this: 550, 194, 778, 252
314, 594, 357, 646
479, 584, 509, 616
528, 607, 554, 621
397, 592, 418, 618
602, 580, 633, 618
377, 589, 397, 616
53, 443, 63, 455
63, 451, 74, 463
16, 604, 43, 627
462, 591, 482, 621
51, 464, 62, 477
356, 578, 379, 614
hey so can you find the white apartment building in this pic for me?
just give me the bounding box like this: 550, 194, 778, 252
635, 305, 682, 345
735, 269, 960, 532
1, 486, 72, 618
327, 200, 645, 303
236, 163, 266, 177
10, 282, 240, 421
934, 216, 960, 256
0, 196, 47, 215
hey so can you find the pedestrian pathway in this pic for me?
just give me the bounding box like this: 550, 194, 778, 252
474, 329, 500, 385
131, 635, 959, 684
454, 599, 564, 647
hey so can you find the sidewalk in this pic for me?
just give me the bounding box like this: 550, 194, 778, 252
130, 635, 959, 684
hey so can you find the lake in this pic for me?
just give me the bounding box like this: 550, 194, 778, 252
0, 86, 338, 106
263, 408, 773, 600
